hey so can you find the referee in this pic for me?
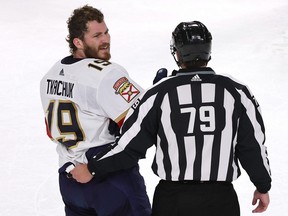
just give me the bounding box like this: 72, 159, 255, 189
71, 21, 272, 216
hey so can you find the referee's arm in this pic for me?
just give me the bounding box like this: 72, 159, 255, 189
88, 93, 158, 178
236, 88, 271, 193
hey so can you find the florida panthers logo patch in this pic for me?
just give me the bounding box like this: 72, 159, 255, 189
113, 77, 140, 102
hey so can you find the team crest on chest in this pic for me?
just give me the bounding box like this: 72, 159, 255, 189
113, 77, 140, 102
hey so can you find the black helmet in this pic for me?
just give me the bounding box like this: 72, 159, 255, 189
171, 21, 212, 66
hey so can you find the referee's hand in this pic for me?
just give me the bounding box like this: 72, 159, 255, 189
252, 190, 270, 213
70, 164, 93, 183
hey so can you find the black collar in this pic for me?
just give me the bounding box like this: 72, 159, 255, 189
172, 67, 215, 76
61, 55, 83, 64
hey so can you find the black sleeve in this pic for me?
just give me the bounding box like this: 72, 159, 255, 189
87, 144, 140, 177
88, 91, 159, 178
236, 89, 271, 193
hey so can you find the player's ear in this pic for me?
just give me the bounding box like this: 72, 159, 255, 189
73, 38, 84, 49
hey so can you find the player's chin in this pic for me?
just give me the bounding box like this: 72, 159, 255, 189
99, 50, 111, 61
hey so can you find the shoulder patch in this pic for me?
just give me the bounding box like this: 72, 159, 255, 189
113, 77, 140, 103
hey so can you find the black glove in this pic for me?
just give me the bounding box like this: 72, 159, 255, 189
108, 119, 120, 137
153, 68, 168, 84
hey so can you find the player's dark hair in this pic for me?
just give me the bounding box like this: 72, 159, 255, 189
66, 5, 104, 54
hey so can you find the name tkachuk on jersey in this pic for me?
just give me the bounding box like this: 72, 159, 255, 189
46, 79, 74, 98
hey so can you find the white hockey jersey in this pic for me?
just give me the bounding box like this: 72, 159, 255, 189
40, 56, 143, 167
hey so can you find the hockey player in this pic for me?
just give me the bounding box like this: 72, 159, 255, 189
40, 5, 151, 216
71, 21, 272, 216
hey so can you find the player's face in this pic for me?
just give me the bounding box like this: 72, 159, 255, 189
82, 21, 111, 60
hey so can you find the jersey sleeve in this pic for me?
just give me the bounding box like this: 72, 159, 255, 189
87, 89, 159, 177
236, 86, 271, 193
97, 64, 144, 125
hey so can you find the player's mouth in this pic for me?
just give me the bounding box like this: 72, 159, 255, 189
100, 44, 110, 51
98, 43, 111, 60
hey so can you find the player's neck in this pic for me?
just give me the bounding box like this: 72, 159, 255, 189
73, 50, 86, 59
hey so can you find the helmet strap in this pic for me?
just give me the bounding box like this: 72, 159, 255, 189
171, 49, 182, 68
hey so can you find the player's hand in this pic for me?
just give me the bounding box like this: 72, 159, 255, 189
153, 68, 168, 84
70, 164, 93, 183
252, 190, 270, 213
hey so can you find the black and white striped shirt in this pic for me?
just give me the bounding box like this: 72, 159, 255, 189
89, 67, 271, 193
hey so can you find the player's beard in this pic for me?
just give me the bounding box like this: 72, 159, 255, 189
83, 43, 111, 60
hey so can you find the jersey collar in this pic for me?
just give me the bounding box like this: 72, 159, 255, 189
172, 67, 215, 77
61, 55, 83, 64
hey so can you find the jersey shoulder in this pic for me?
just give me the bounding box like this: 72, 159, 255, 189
214, 73, 247, 89
42, 58, 128, 88
77, 58, 126, 73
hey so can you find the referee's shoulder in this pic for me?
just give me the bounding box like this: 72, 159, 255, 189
214, 73, 248, 90
147, 76, 178, 95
